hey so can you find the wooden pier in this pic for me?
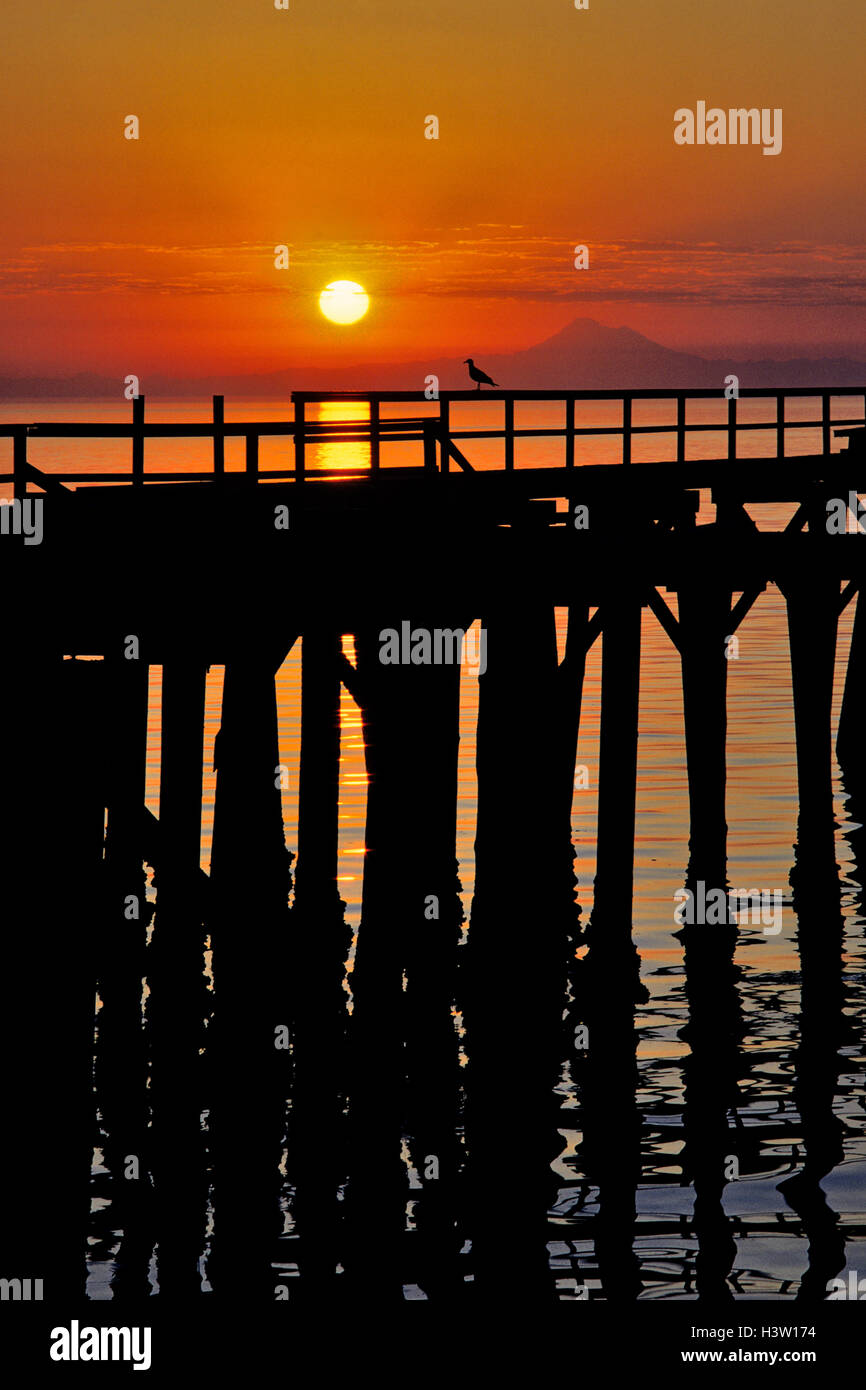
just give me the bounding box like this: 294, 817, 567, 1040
1, 384, 864, 1305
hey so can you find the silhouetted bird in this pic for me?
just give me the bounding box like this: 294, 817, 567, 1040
464, 358, 499, 390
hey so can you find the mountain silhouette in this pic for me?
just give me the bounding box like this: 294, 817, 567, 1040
2, 318, 864, 397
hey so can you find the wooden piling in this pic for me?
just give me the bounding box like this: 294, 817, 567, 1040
289, 629, 349, 1295
784, 574, 839, 832
400, 648, 463, 1303
97, 655, 152, 1296
465, 602, 579, 1302
561, 601, 591, 824
837, 587, 866, 775
207, 651, 295, 1302
676, 582, 731, 885
590, 592, 642, 953
56, 660, 107, 1296
347, 621, 465, 1301
148, 657, 209, 1298
156, 661, 207, 906
295, 631, 342, 910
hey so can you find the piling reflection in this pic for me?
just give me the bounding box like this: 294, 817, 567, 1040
677, 874, 744, 1302
779, 815, 848, 1301
574, 941, 643, 1300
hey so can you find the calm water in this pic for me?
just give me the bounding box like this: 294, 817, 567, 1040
5, 396, 865, 1300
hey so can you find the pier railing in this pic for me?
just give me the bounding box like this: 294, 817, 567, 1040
1, 386, 864, 496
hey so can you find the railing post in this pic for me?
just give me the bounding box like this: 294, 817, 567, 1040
776, 392, 785, 460
423, 419, 437, 472
294, 399, 306, 480
622, 395, 632, 465
12, 428, 27, 500
440, 398, 450, 474
565, 396, 575, 469
132, 394, 145, 486
822, 391, 831, 456
727, 392, 737, 462
245, 432, 258, 482
676, 395, 686, 464
213, 395, 225, 481
370, 398, 380, 471
504, 396, 514, 471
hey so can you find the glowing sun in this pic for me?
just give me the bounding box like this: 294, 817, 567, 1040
318, 280, 370, 325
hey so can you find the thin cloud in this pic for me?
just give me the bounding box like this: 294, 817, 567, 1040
0, 236, 863, 308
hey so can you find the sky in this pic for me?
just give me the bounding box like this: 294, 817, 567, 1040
1, 0, 864, 377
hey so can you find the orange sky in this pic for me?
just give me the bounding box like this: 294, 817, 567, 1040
1, 0, 864, 376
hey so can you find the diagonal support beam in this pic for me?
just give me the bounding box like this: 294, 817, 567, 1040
728, 582, 767, 634
26, 462, 71, 494
558, 605, 605, 663
646, 588, 681, 652
446, 439, 475, 473
583, 606, 604, 652
784, 484, 836, 535
784, 501, 811, 534
838, 579, 859, 616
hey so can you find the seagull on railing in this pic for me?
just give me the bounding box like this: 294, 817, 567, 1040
464, 358, 499, 391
